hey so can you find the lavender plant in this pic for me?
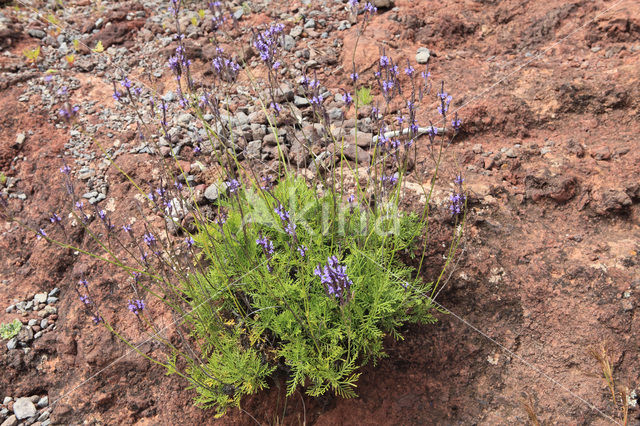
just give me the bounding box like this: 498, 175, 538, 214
0, 0, 467, 419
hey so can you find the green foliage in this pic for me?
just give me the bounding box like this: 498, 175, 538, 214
0, 319, 22, 340
180, 176, 435, 416
356, 86, 373, 107
0, 172, 7, 186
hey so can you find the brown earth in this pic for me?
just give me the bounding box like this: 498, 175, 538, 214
1, 0, 639, 425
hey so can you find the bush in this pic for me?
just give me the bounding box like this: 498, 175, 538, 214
178, 175, 435, 415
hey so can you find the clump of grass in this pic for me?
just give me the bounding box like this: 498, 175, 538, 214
0, 318, 22, 340
589, 342, 630, 425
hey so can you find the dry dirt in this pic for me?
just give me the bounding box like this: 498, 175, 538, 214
1, 0, 639, 424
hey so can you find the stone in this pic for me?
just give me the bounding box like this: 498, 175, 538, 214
472, 144, 483, 154
294, 96, 309, 107
373, 0, 394, 7
12, 398, 36, 420
245, 140, 261, 159
46, 297, 58, 304
1, 415, 17, 426
36, 397, 48, 409
233, 8, 243, 20
591, 146, 611, 161
33, 293, 47, 304
328, 143, 370, 164
3, 397, 12, 405
16, 326, 33, 344
6, 337, 17, 350
204, 183, 227, 202
416, 47, 430, 64
289, 140, 309, 166
290, 25, 303, 38
27, 29, 46, 39
14, 133, 25, 148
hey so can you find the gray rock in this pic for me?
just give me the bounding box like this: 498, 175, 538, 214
505, 148, 518, 158
245, 140, 262, 159
36, 396, 48, 408
12, 398, 36, 420
294, 96, 310, 107
373, 0, 394, 7
16, 326, 32, 344
290, 26, 303, 38
46, 297, 58, 304
5, 337, 16, 351
5, 305, 14, 313
27, 29, 46, 39
3, 397, 12, 405
204, 182, 227, 202
27, 319, 37, 327
304, 19, 315, 29
233, 8, 244, 20
416, 47, 430, 64
177, 113, 194, 127
282, 35, 295, 51
289, 140, 309, 166
33, 331, 43, 340
40, 319, 48, 329
328, 107, 343, 121
1, 415, 17, 426
33, 293, 47, 304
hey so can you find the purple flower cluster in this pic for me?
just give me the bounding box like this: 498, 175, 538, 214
128, 299, 145, 315
226, 179, 241, 193
256, 235, 274, 255
211, 47, 241, 82
253, 23, 285, 69
449, 175, 466, 216
314, 256, 353, 304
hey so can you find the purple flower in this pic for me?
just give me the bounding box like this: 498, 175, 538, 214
79, 279, 88, 287
50, 213, 62, 223
185, 236, 195, 247
270, 102, 282, 114
261, 175, 274, 190
92, 314, 103, 324
297, 245, 307, 257
79, 294, 90, 305
274, 204, 290, 222
347, 194, 355, 204
454, 174, 464, 186
122, 224, 133, 233
128, 299, 145, 315
120, 77, 132, 88
404, 65, 415, 76
379, 55, 390, 68
284, 222, 297, 237
143, 232, 156, 247
60, 165, 71, 174
342, 92, 353, 106
350, 72, 359, 82
452, 117, 462, 131
36, 228, 47, 240
381, 175, 398, 187
449, 193, 466, 216
256, 235, 274, 255
314, 255, 353, 303
226, 179, 241, 193
113, 90, 122, 102
364, 2, 377, 13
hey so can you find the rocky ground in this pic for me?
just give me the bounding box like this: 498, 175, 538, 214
0, 0, 639, 424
